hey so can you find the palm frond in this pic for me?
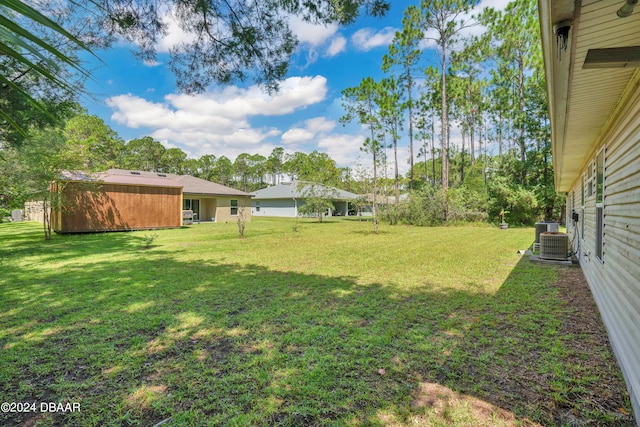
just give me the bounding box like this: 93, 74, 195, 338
0, 0, 96, 136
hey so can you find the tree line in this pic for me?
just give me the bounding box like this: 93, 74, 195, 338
1, 0, 563, 233
340, 0, 562, 229
0, 107, 364, 210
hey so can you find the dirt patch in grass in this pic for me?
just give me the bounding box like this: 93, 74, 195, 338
409, 382, 534, 426
424, 264, 636, 427
553, 266, 635, 425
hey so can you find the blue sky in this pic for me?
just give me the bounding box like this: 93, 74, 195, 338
81, 0, 508, 174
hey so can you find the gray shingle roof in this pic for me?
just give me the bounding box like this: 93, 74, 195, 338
252, 181, 359, 200
170, 174, 251, 197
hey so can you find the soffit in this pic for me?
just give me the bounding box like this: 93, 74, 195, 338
542, 0, 640, 192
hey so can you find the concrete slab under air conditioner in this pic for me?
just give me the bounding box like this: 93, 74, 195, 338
528, 255, 573, 266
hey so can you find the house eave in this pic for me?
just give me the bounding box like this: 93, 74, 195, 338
538, 0, 575, 192
539, 0, 640, 193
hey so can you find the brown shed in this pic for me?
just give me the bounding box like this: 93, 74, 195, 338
53, 170, 183, 233
104, 169, 253, 223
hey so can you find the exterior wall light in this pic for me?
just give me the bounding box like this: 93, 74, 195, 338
617, 0, 638, 18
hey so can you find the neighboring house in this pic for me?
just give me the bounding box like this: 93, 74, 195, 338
539, 1, 640, 420
50, 169, 251, 233
251, 181, 362, 217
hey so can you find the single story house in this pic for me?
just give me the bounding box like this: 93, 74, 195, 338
51, 169, 251, 233
251, 181, 363, 217
166, 172, 252, 223
539, 0, 640, 419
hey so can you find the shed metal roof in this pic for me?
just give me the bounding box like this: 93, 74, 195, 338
60, 169, 252, 196
105, 169, 251, 196
60, 170, 182, 188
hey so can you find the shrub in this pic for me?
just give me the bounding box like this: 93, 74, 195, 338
447, 187, 489, 223
380, 185, 445, 227
0, 208, 11, 223
488, 176, 540, 225
141, 233, 158, 249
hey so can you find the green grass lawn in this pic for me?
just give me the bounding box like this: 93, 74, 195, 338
0, 218, 633, 426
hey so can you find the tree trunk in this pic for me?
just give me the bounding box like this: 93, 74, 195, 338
467, 76, 475, 164
431, 115, 436, 185
498, 110, 503, 158
470, 112, 475, 164
518, 53, 526, 163
407, 73, 415, 191
422, 137, 429, 183
43, 198, 52, 240
440, 44, 449, 193
367, 92, 379, 235
373, 151, 379, 234
394, 134, 399, 207
518, 52, 526, 183
461, 128, 466, 183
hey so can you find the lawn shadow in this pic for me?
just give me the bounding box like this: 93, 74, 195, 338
349, 229, 391, 235
0, 229, 634, 426
342, 216, 374, 222
0, 221, 155, 263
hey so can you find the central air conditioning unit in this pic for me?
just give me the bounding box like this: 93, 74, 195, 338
535, 222, 560, 244
540, 232, 569, 260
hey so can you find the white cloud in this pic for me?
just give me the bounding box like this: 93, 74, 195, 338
279, 116, 366, 166
288, 17, 348, 64
351, 27, 397, 51
305, 117, 336, 134
289, 16, 339, 46
281, 117, 336, 145
476, 0, 511, 13
281, 127, 315, 145
326, 35, 347, 57
279, 117, 367, 166
225, 128, 281, 145
156, 10, 199, 52
143, 59, 162, 67
107, 76, 328, 158
317, 134, 365, 166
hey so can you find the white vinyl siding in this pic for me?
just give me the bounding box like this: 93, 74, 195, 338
567, 84, 640, 420
251, 199, 300, 217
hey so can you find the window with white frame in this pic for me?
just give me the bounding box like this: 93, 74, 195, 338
587, 161, 594, 197
595, 148, 605, 261
230, 199, 238, 215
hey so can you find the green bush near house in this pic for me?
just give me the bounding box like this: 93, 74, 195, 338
0, 207, 11, 223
